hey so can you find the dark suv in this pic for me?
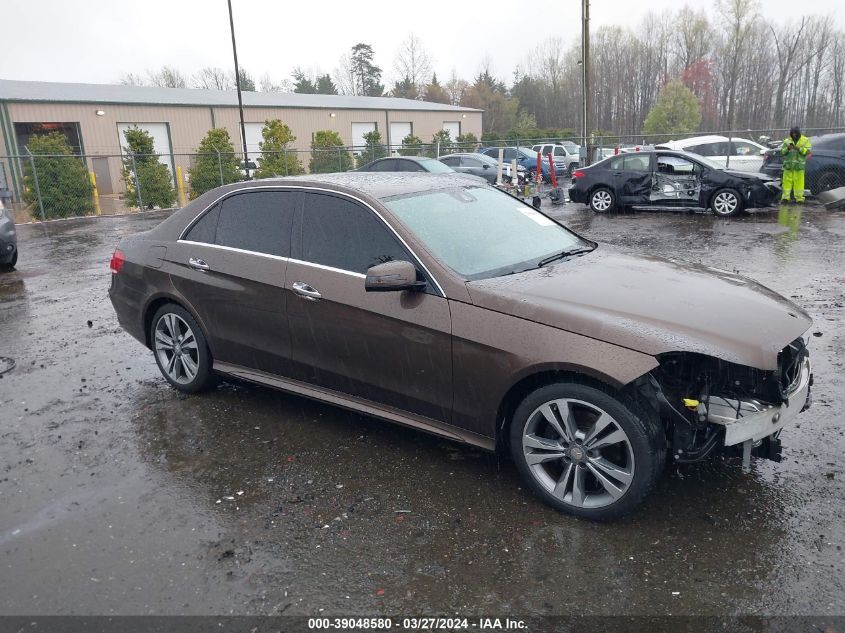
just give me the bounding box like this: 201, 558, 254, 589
109, 173, 812, 520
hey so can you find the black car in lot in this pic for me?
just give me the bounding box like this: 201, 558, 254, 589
357, 155, 455, 174
760, 133, 845, 196
569, 150, 780, 217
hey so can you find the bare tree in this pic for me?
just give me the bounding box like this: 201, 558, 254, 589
671, 7, 714, 72
333, 53, 357, 95
119, 72, 146, 86
445, 69, 469, 106
715, 0, 759, 129
259, 73, 291, 93
392, 33, 432, 95
147, 65, 188, 89
192, 67, 232, 90
769, 16, 811, 127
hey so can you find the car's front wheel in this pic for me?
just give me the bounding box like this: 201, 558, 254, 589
1, 249, 17, 272
710, 188, 743, 217
150, 303, 218, 393
509, 382, 666, 520
589, 187, 615, 212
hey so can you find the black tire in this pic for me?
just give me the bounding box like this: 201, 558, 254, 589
0, 250, 16, 272
814, 170, 840, 195
509, 381, 666, 521
589, 187, 615, 213
150, 303, 218, 393
710, 188, 743, 217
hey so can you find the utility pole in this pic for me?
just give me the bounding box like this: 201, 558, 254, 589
581, 0, 591, 165
227, 0, 250, 179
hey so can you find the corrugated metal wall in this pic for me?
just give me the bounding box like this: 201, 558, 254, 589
1, 100, 483, 194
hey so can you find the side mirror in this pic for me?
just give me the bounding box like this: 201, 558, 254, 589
482, 163, 490, 169
365, 260, 426, 292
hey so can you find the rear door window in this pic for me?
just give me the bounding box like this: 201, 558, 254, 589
214, 191, 296, 257
398, 160, 425, 172
184, 203, 221, 244
298, 193, 411, 274
623, 155, 650, 172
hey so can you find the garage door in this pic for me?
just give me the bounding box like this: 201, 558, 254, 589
389, 122, 412, 152
351, 122, 377, 153
117, 122, 174, 176
442, 121, 461, 140
244, 123, 265, 155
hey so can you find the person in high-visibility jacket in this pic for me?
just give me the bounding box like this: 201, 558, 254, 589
780, 126, 811, 203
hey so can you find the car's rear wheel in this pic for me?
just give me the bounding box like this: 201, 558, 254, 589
151, 303, 217, 393
710, 188, 743, 217
815, 170, 840, 195
589, 187, 615, 213
1, 249, 16, 272
509, 382, 665, 520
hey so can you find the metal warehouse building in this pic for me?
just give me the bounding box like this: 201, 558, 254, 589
0, 79, 482, 203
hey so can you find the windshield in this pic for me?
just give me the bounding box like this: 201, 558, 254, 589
384, 186, 591, 280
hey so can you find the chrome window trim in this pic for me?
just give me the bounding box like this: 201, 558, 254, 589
177, 184, 445, 296
177, 239, 288, 262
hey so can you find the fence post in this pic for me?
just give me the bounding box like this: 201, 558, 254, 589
726, 133, 732, 169
23, 147, 46, 222
436, 140, 440, 158
176, 165, 186, 207
90, 171, 101, 215
283, 149, 289, 176
216, 150, 224, 185
130, 152, 143, 210
337, 148, 342, 172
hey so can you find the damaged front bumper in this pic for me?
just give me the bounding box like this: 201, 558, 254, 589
707, 357, 812, 446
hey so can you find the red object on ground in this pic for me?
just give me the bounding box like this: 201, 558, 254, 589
548, 153, 557, 187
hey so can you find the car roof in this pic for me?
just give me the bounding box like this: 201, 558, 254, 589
665, 135, 729, 146
370, 155, 435, 163
232, 172, 488, 200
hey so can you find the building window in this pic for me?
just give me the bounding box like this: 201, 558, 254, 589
14, 122, 83, 155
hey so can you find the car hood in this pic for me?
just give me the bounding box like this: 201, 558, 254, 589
720, 169, 773, 181
466, 250, 811, 370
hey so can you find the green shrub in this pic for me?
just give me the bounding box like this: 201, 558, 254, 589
23, 132, 94, 219
189, 128, 241, 198
398, 133, 423, 156
255, 119, 304, 178
309, 130, 353, 174
356, 130, 388, 167
122, 126, 176, 209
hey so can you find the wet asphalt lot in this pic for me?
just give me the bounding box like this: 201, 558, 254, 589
0, 200, 843, 618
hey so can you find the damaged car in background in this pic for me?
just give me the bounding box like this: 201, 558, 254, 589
570, 150, 780, 216
109, 173, 812, 520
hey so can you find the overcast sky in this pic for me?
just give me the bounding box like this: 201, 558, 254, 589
2, 0, 843, 89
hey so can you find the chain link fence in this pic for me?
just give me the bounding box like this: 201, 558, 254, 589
2, 126, 843, 222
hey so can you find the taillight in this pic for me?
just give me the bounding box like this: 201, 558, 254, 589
110, 249, 125, 274
573, 170, 585, 179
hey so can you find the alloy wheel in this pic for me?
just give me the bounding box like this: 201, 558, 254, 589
154, 313, 199, 385
713, 191, 738, 215
521, 398, 635, 509
591, 190, 612, 211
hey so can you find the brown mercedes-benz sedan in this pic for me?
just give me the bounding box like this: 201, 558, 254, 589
109, 173, 813, 520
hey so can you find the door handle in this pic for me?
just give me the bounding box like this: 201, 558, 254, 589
188, 257, 210, 272
292, 281, 322, 301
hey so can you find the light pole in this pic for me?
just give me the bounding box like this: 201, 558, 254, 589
227, 0, 250, 179
581, 0, 591, 165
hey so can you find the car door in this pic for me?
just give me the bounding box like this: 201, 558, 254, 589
462, 156, 495, 182
651, 154, 703, 206
728, 140, 764, 172
285, 191, 453, 423
610, 154, 652, 205
171, 189, 298, 377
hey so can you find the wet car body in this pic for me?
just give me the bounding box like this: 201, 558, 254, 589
0, 198, 17, 269
570, 150, 780, 216
109, 173, 812, 519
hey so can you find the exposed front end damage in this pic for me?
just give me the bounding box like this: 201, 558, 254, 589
633, 336, 812, 469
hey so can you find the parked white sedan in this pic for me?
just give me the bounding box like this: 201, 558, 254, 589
657, 135, 768, 172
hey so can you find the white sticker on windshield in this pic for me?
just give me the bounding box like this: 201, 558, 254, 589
517, 207, 555, 226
